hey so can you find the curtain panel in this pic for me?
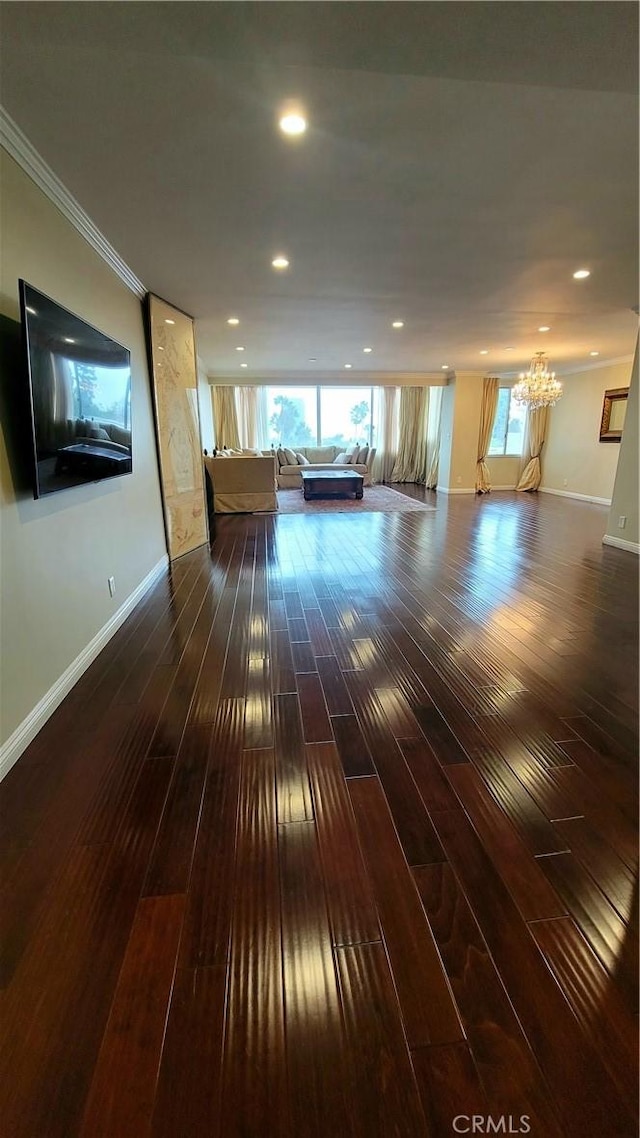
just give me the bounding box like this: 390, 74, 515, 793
211, 386, 240, 450
476, 377, 499, 493
390, 387, 429, 483
516, 405, 549, 491
372, 386, 399, 483
236, 386, 269, 449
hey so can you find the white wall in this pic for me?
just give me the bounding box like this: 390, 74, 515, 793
486, 455, 521, 489
0, 150, 167, 757
542, 360, 632, 502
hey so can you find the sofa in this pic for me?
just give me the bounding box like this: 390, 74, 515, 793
204, 453, 278, 513
275, 444, 376, 490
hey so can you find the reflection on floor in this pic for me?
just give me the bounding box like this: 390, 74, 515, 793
1, 489, 637, 1137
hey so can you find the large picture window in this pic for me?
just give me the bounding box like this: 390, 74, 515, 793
266, 386, 376, 448
488, 387, 527, 456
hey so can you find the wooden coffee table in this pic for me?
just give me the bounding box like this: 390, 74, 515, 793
301, 469, 364, 500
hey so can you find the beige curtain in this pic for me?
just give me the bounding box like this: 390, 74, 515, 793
211, 386, 240, 450
425, 386, 444, 489
476, 376, 499, 493
236, 387, 255, 448
516, 406, 549, 491
372, 386, 399, 483
391, 387, 429, 483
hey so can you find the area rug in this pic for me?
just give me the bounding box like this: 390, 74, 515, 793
276, 485, 436, 514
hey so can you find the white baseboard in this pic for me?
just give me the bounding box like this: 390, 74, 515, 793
602, 534, 640, 554
437, 486, 516, 494
539, 487, 611, 506
437, 486, 476, 495
0, 555, 168, 783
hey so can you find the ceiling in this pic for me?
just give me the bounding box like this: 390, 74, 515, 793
1, 2, 638, 380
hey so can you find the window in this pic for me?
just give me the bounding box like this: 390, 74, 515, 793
488, 387, 526, 456
320, 388, 374, 448
266, 385, 376, 448
267, 387, 317, 448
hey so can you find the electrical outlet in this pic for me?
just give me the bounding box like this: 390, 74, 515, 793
563, 478, 568, 486
108, 576, 116, 597
618, 516, 627, 529
456, 475, 462, 484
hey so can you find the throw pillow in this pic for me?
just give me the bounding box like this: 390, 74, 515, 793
306, 447, 336, 464
333, 453, 349, 464
295, 452, 310, 465
283, 447, 298, 465
89, 426, 111, 441
276, 447, 287, 468
346, 445, 359, 464
357, 445, 369, 465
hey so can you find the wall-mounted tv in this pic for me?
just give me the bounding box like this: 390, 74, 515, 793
19, 281, 132, 499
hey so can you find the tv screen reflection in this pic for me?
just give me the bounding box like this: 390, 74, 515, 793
20, 281, 132, 498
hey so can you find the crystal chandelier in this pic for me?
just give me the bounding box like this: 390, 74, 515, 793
512, 352, 563, 410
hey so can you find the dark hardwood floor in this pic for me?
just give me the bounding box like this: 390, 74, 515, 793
1, 489, 637, 1137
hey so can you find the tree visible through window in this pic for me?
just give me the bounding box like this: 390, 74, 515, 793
70, 360, 131, 427
267, 388, 316, 447
266, 386, 376, 448
320, 388, 373, 448
488, 387, 526, 456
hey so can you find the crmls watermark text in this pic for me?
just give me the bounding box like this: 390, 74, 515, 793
452, 1118, 531, 1135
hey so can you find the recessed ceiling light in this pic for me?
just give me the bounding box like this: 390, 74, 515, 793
64, 337, 75, 343
441, 364, 449, 369
504, 346, 515, 351
158, 346, 164, 351
26, 306, 37, 315
344, 363, 352, 369
227, 317, 240, 326
573, 269, 590, 279
272, 255, 289, 270
479, 349, 489, 355
240, 362, 248, 368
165, 318, 175, 325
392, 321, 404, 329
363, 347, 373, 353
538, 326, 551, 332
236, 346, 245, 351
308, 357, 317, 362
279, 112, 307, 136
590, 350, 600, 356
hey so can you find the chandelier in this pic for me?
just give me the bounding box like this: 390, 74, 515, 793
512, 352, 563, 410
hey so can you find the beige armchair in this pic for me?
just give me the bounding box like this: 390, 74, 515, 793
203, 454, 278, 513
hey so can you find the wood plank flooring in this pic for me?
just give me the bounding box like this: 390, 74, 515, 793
1, 489, 637, 1137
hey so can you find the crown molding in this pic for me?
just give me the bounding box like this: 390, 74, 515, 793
556, 354, 635, 377
494, 354, 635, 380
1, 105, 146, 299
206, 370, 449, 386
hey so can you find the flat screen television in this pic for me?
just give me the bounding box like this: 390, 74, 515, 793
19, 281, 132, 499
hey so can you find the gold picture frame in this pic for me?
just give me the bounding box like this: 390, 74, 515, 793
599, 387, 628, 443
